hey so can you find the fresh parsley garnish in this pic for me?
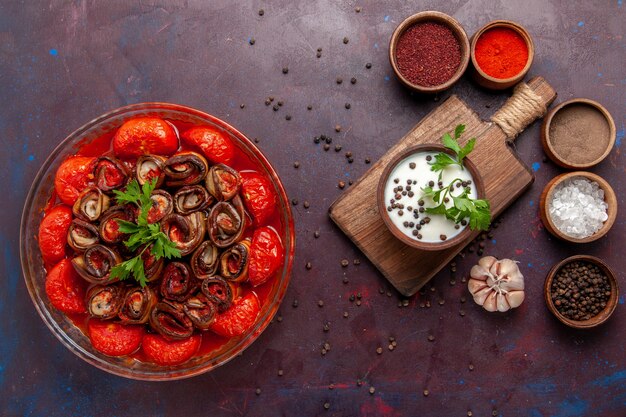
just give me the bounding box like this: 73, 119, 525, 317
422, 124, 491, 231
110, 179, 180, 286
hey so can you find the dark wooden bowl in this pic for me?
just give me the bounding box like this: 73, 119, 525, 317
388, 11, 470, 94
541, 98, 616, 169
539, 171, 617, 243
376, 144, 485, 251
544, 255, 619, 329
470, 20, 534, 90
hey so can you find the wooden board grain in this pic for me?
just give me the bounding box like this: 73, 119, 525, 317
329, 77, 556, 296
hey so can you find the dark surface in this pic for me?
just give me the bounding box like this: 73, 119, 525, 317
1, 1, 624, 416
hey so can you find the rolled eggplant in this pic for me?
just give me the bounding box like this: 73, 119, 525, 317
71, 244, 122, 284
86, 284, 124, 320
99, 205, 135, 244
183, 290, 217, 330
164, 151, 208, 187
190, 240, 220, 279
146, 190, 173, 224
206, 164, 241, 201
161, 212, 206, 256
118, 285, 157, 324
201, 276, 234, 312
67, 219, 99, 252
135, 154, 166, 188
159, 261, 197, 302
219, 240, 250, 283
150, 300, 194, 340
94, 156, 128, 192
207, 196, 246, 248
173, 185, 213, 215
73, 186, 110, 222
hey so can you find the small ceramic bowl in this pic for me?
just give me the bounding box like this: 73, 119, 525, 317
470, 20, 534, 90
539, 171, 617, 244
541, 98, 616, 169
389, 11, 470, 94
544, 255, 619, 329
377, 144, 485, 251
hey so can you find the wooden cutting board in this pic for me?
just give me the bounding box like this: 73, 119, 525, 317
329, 77, 556, 296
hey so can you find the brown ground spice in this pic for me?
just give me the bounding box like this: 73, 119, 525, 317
548, 103, 611, 165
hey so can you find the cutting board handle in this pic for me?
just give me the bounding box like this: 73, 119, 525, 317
490, 76, 556, 140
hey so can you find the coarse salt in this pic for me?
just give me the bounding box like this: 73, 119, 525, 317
548, 177, 608, 239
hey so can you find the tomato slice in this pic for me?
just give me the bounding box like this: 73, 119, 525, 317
88, 320, 144, 357
209, 293, 260, 337
240, 171, 277, 225
180, 126, 235, 165
248, 227, 284, 287
54, 156, 96, 205
38, 205, 73, 264
113, 117, 179, 159
142, 333, 201, 366
45, 258, 87, 314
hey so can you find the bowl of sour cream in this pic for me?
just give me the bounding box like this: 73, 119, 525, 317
377, 144, 485, 250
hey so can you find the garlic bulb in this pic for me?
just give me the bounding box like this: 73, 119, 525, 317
468, 256, 525, 312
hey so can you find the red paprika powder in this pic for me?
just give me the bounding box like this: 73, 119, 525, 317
474, 27, 528, 79
395, 22, 461, 87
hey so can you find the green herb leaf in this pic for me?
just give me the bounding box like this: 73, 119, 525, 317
429, 152, 457, 172
454, 124, 465, 139
418, 125, 491, 231
110, 178, 180, 286
442, 132, 461, 154
458, 137, 476, 162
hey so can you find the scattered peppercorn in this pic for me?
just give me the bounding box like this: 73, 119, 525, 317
345, 103, 351, 109
351, 77, 357, 84
335, 124, 342, 132
258, 9, 264, 16
285, 115, 292, 121
305, 262, 312, 270
249, 38, 255, 45
314, 230, 320, 238
365, 62, 372, 69
282, 67, 289, 74
303, 201, 310, 209
338, 181, 345, 189
293, 161, 300, 169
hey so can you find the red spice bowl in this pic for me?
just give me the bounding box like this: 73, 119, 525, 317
20, 103, 295, 380
389, 11, 470, 94
470, 20, 535, 90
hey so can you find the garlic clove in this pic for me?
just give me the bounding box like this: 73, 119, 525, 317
478, 256, 497, 271
473, 286, 492, 306
470, 265, 491, 281
506, 291, 525, 309
496, 293, 510, 312
468, 278, 488, 295
498, 259, 525, 290
483, 292, 498, 312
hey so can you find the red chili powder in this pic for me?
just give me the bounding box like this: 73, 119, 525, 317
474, 27, 528, 79
395, 22, 461, 87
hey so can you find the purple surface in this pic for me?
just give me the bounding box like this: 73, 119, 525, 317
0, 1, 624, 416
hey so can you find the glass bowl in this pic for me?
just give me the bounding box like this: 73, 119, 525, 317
20, 103, 295, 380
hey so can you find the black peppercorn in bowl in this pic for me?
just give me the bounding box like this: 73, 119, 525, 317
389, 11, 470, 94
544, 255, 619, 329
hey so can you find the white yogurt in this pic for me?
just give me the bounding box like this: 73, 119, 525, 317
383, 151, 477, 243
